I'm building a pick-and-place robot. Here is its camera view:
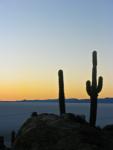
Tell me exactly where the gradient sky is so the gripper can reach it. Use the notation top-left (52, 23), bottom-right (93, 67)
top-left (0, 0), bottom-right (113, 100)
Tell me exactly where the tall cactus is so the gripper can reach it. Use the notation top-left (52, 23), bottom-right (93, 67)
top-left (11, 130), bottom-right (16, 147)
top-left (86, 51), bottom-right (103, 126)
top-left (58, 69), bottom-right (66, 115)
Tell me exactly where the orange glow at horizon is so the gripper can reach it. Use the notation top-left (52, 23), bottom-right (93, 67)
top-left (0, 79), bottom-right (112, 101)
top-left (0, 1), bottom-right (113, 101)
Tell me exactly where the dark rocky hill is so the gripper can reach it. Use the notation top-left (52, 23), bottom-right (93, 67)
top-left (12, 113), bottom-right (113, 150)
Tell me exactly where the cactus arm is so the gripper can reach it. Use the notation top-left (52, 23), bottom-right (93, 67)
top-left (97, 76), bottom-right (103, 93)
top-left (86, 80), bottom-right (92, 96)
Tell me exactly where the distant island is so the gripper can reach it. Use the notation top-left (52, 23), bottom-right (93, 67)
top-left (15, 98), bottom-right (113, 103)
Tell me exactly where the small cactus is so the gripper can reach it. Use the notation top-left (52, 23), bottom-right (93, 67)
top-left (0, 136), bottom-right (4, 148)
top-left (11, 130), bottom-right (16, 147)
top-left (58, 69), bottom-right (66, 115)
top-left (86, 51), bottom-right (103, 126)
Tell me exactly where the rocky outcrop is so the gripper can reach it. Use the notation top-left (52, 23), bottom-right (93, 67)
top-left (12, 113), bottom-right (113, 150)
top-left (0, 136), bottom-right (10, 150)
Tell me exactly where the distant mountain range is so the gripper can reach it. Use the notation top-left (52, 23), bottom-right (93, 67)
top-left (17, 98), bottom-right (113, 103)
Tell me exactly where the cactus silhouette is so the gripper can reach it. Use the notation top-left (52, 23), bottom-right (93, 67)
top-left (11, 130), bottom-right (16, 147)
top-left (86, 51), bottom-right (103, 126)
top-left (58, 69), bottom-right (66, 115)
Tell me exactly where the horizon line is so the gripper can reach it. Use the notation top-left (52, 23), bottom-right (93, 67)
top-left (0, 97), bottom-right (113, 102)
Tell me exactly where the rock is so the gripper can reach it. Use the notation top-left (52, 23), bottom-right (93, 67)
top-left (103, 124), bottom-right (113, 131)
top-left (31, 112), bottom-right (38, 117)
top-left (0, 136), bottom-right (10, 150)
top-left (61, 113), bottom-right (86, 123)
top-left (12, 113), bottom-right (113, 150)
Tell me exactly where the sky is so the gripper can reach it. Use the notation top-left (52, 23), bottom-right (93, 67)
top-left (0, 0), bottom-right (113, 100)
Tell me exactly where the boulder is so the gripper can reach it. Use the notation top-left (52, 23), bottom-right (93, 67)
top-left (12, 113), bottom-right (113, 150)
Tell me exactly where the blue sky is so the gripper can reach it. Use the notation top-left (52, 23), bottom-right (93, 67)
top-left (0, 0), bottom-right (113, 100)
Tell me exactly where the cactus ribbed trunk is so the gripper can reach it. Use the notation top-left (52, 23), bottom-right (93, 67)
top-left (58, 70), bottom-right (66, 116)
top-left (90, 97), bottom-right (97, 126)
top-left (86, 51), bottom-right (103, 127)
top-left (90, 52), bottom-right (97, 126)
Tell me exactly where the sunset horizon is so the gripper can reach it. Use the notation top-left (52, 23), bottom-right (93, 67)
top-left (0, 0), bottom-right (113, 100)
top-left (1, 1), bottom-right (113, 150)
